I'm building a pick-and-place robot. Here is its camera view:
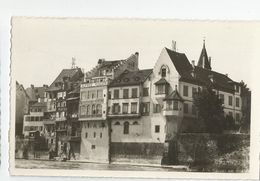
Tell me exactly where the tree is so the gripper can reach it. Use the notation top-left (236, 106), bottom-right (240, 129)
top-left (239, 81), bottom-right (251, 133)
top-left (193, 86), bottom-right (225, 133)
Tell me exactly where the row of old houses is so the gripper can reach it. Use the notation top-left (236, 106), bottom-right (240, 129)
top-left (16, 41), bottom-right (250, 164)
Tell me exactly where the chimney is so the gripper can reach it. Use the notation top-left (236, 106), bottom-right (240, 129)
top-left (209, 56), bottom-right (211, 67)
top-left (31, 84), bottom-right (34, 89)
top-left (172, 40), bottom-right (176, 51)
top-left (135, 52), bottom-right (139, 57)
top-left (226, 74), bottom-right (228, 77)
top-left (98, 58), bottom-right (105, 64)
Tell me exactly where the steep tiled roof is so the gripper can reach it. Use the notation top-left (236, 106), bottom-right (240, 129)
top-left (165, 48), bottom-right (193, 77)
top-left (197, 41), bottom-right (212, 70)
top-left (47, 68), bottom-right (82, 91)
top-left (109, 69), bottom-right (152, 87)
top-left (164, 90), bottom-right (184, 101)
top-left (26, 86), bottom-right (47, 101)
top-left (165, 47), bottom-right (236, 93)
top-left (99, 60), bottom-right (121, 69)
top-left (154, 78), bottom-right (169, 85)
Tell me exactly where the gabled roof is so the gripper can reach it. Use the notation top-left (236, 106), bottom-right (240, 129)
top-left (99, 60), bottom-right (121, 69)
top-left (109, 69), bottom-right (152, 87)
top-left (180, 66), bottom-right (235, 93)
top-left (164, 90), bottom-right (184, 101)
top-left (165, 46), bottom-right (237, 93)
top-left (47, 68), bottom-right (83, 92)
top-left (197, 40), bottom-right (211, 70)
top-left (154, 78), bottom-right (169, 85)
top-left (26, 86), bottom-right (47, 101)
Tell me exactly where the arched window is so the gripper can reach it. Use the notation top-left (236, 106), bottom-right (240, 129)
top-left (86, 105), bottom-right (90, 115)
top-left (133, 121), bottom-right (139, 125)
top-left (123, 122), bottom-right (129, 134)
top-left (114, 121), bottom-right (120, 125)
top-left (96, 104), bottom-right (102, 115)
top-left (92, 104), bottom-right (96, 115)
top-left (160, 65), bottom-right (169, 78)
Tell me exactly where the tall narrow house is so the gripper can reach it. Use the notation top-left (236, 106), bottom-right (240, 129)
top-left (45, 67), bottom-right (83, 157)
top-left (79, 53), bottom-right (139, 163)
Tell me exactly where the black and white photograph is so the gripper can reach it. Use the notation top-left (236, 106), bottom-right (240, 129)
top-left (9, 17), bottom-right (260, 179)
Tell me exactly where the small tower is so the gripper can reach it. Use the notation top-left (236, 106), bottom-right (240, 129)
top-left (197, 39), bottom-right (212, 70)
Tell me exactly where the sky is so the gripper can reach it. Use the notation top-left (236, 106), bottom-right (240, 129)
top-left (11, 18), bottom-right (260, 89)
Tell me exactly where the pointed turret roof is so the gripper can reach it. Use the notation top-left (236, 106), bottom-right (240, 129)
top-left (164, 89), bottom-right (184, 102)
top-left (197, 40), bottom-right (211, 70)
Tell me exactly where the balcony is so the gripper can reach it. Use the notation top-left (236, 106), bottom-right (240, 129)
top-left (108, 112), bottom-right (140, 118)
top-left (55, 117), bottom-right (67, 122)
top-left (81, 77), bottom-right (109, 88)
top-left (162, 109), bottom-right (180, 116)
top-left (79, 114), bottom-right (104, 121)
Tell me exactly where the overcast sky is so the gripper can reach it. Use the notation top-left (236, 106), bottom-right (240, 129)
top-left (11, 18), bottom-right (260, 88)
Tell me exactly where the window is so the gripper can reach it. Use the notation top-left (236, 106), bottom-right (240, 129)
top-left (229, 111), bottom-right (233, 118)
top-left (236, 97), bottom-right (240, 107)
top-left (173, 101), bottom-right (178, 110)
top-left (122, 103), bottom-right (129, 114)
top-left (143, 87), bottom-right (149, 97)
top-left (81, 92), bottom-right (87, 100)
top-left (87, 123), bottom-right (90, 128)
top-left (184, 103), bottom-right (188, 114)
top-left (219, 94), bottom-right (224, 104)
top-left (153, 104), bottom-right (162, 113)
top-left (133, 121), bottom-right (138, 125)
top-left (80, 106), bottom-right (86, 115)
top-left (157, 84), bottom-right (166, 94)
top-left (92, 105), bottom-right (96, 115)
top-left (166, 101), bottom-right (173, 110)
top-left (85, 132), bottom-right (88, 138)
top-left (236, 113), bottom-right (240, 121)
top-left (91, 91), bottom-right (96, 99)
top-left (108, 91), bottom-right (111, 99)
top-left (192, 105), bottom-right (196, 115)
top-left (131, 88), bottom-right (138, 98)
top-left (183, 85), bottom-right (189, 97)
top-left (228, 96), bottom-right (233, 106)
top-left (86, 105), bottom-right (90, 115)
top-left (123, 89), bottom-right (129, 99)
top-left (155, 125), bottom-right (160, 133)
top-left (91, 145), bottom-right (96, 149)
top-left (123, 122), bottom-right (129, 134)
top-left (114, 89), bottom-right (119, 99)
top-left (93, 132), bottom-right (96, 138)
top-left (161, 68), bottom-right (166, 77)
top-left (235, 85), bottom-right (240, 93)
top-left (97, 90), bottom-right (103, 99)
top-left (113, 103), bottom-right (120, 114)
top-left (192, 87), bottom-right (197, 98)
top-left (101, 122), bottom-right (105, 128)
top-left (100, 132), bottom-right (102, 138)
top-left (131, 102), bottom-right (138, 114)
top-left (142, 102), bottom-right (150, 115)
top-left (114, 121), bottom-right (120, 125)
top-left (96, 104), bottom-right (102, 115)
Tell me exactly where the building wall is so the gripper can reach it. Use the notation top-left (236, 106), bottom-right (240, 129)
top-left (80, 121), bottom-right (109, 162)
top-left (23, 113), bottom-right (44, 137)
top-left (16, 84), bottom-right (29, 136)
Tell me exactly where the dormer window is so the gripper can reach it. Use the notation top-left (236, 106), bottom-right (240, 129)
top-left (161, 68), bottom-right (167, 77)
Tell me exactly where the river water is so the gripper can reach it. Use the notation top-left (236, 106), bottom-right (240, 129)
top-left (15, 159), bottom-right (186, 172)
